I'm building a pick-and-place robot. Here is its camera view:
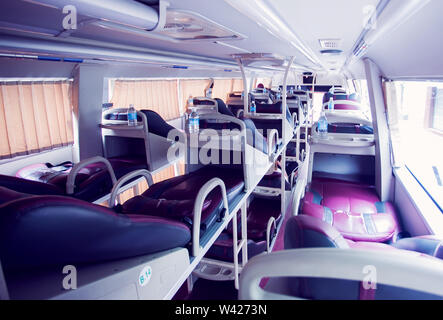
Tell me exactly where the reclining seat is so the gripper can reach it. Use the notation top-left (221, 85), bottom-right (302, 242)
top-left (283, 215), bottom-right (443, 300)
top-left (301, 177), bottom-right (399, 242)
top-left (0, 191), bottom-right (191, 270)
top-left (120, 166), bottom-right (245, 234)
top-left (4, 110), bottom-right (177, 202)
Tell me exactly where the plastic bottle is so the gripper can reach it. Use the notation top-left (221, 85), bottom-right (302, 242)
top-left (317, 111), bottom-right (328, 139)
top-left (127, 104), bottom-right (137, 126)
top-left (189, 108), bottom-right (199, 133)
top-left (328, 97), bottom-right (334, 110)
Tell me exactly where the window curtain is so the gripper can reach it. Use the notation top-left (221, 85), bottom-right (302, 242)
top-left (212, 79), bottom-right (234, 102)
top-left (110, 80), bottom-right (180, 120)
top-left (0, 80), bottom-right (74, 160)
top-left (231, 79), bottom-right (244, 92)
top-left (179, 79), bottom-right (211, 111)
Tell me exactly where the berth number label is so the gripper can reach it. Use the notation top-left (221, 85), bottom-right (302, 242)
top-left (138, 265), bottom-right (152, 287)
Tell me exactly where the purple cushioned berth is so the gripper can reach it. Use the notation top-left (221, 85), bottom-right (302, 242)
top-left (206, 172), bottom-right (285, 263)
top-left (283, 215), bottom-right (442, 300)
top-left (4, 156), bottom-right (148, 202)
top-left (121, 166), bottom-right (245, 233)
top-left (301, 177), bottom-right (399, 242)
top-left (0, 195), bottom-right (191, 270)
top-left (206, 197), bottom-right (282, 263)
top-left (4, 109), bottom-right (177, 202)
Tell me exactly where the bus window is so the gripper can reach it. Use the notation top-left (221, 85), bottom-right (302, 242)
top-left (386, 80), bottom-right (443, 212)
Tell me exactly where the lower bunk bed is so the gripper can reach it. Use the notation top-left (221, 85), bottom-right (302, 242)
top-left (0, 166), bottom-right (247, 300)
top-left (300, 176), bottom-right (400, 243)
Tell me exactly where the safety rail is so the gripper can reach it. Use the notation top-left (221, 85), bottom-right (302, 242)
top-left (267, 129), bottom-right (280, 162)
top-left (239, 248), bottom-right (443, 300)
top-left (192, 178), bottom-right (230, 257)
top-left (109, 169), bottom-right (154, 207)
top-left (266, 217), bottom-right (277, 253)
top-left (66, 156), bottom-right (117, 195)
top-left (291, 177), bottom-right (306, 216)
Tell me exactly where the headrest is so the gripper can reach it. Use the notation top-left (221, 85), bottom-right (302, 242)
top-left (284, 215), bottom-right (350, 250)
top-left (139, 109), bottom-right (176, 139)
top-left (215, 98), bottom-right (235, 117)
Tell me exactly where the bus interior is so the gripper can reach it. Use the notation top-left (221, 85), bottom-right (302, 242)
top-left (0, 0), bottom-right (442, 301)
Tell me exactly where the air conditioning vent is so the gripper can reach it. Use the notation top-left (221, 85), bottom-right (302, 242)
top-left (319, 39), bottom-right (343, 50)
top-left (156, 10), bottom-right (245, 42)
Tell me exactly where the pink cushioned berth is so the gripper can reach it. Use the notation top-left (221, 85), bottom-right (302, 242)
top-left (301, 177), bottom-right (399, 242)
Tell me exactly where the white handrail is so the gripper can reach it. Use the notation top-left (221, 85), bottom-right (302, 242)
top-left (289, 168), bottom-right (299, 189)
top-left (291, 112), bottom-right (298, 128)
top-left (192, 178), bottom-right (229, 256)
top-left (239, 248), bottom-right (443, 300)
top-left (66, 156), bottom-right (117, 195)
top-left (291, 178), bottom-right (306, 217)
top-left (267, 129), bottom-right (279, 161)
top-left (236, 109), bottom-right (244, 118)
top-left (266, 217), bottom-right (277, 253)
top-left (109, 169), bottom-right (153, 207)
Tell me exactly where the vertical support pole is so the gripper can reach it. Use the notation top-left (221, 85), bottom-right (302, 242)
top-left (232, 209), bottom-right (239, 289)
top-left (281, 56), bottom-right (295, 216)
top-left (0, 260), bottom-right (9, 300)
top-left (364, 58), bottom-right (393, 201)
top-left (241, 200), bottom-right (248, 267)
top-left (173, 162), bottom-right (179, 177)
top-left (236, 58), bottom-right (249, 116)
top-left (187, 274), bottom-right (194, 293)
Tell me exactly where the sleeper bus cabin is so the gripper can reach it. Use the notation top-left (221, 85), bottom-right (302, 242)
top-left (0, 0), bottom-right (442, 301)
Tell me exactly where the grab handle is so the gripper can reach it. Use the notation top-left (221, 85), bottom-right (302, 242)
top-left (192, 178), bottom-right (229, 257)
top-left (66, 156), bottom-right (117, 195)
top-left (109, 169), bottom-right (153, 207)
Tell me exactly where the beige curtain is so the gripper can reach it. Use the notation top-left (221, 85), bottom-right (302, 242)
top-left (0, 81), bottom-right (74, 160)
top-left (212, 79), bottom-right (246, 103)
top-left (179, 79), bottom-right (211, 111)
top-left (232, 79), bottom-right (244, 92)
top-left (111, 80), bottom-right (180, 120)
